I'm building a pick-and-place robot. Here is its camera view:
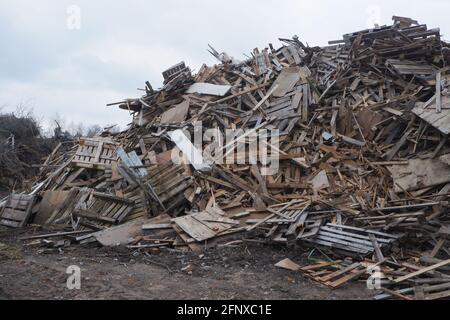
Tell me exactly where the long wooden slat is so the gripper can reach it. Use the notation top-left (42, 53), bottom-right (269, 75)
top-left (394, 259), bottom-right (450, 283)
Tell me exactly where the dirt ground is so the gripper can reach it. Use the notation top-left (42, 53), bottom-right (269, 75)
top-left (0, 226), bottom-right (374, 300)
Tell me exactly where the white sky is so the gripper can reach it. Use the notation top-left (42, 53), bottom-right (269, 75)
top-left (1, 0), bottom-right (450, 130)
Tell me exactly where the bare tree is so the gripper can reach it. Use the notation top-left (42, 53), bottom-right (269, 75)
top-left (85, 124), bottom-right (102, 137)
top-left (104, 124), bottom-right (121, 134)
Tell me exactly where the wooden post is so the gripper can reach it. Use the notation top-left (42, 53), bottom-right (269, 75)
top-left (436, 71), bottom-right (442, 114)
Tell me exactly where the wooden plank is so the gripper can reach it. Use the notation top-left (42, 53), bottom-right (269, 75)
top-left (302, 84), bottom-right (309, 122)
top-left (314, 233), bottom-right (374, 252)
top-left (19, 230), bottom-right (92, 240)
top-left (426, 290), bottom-right (450, 300)
top-left (327, 267), bottom-right (366, 288)
top-left (319, 263), bottom-right (360, 282)
top-left (370, 234), bottom-right (385, 262)
top-left (320, 226), bottom-right (394, 244)
top-left (275, 258), bottom-right (301, 271)
top-left (301, 261), bottom-right (340, 271)
top-left (394, 259), bottom-right (450, 283)
top-left (385, 128), bottom-right (414, 161)
top-left (326, 224), bottom-right (398, 239)
top-left (142, 224), bottom-right (172, 230)
top-left (436, 71), bottom-right (442, 114)
top-left (171, 215), bottom-right (217, 242)
top-left (0, 219), bottom-right (21, 228)
top-left (0, 208), bottom-right (29, 222)
top-left (73, 210), bottom-right (117, 224)
top-left (430, 239), bottom-right (446, 258)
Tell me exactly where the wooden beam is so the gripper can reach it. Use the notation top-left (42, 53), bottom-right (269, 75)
top-left (394, 259), bottom-right (450, 283)
top-left (436, 71), bottom-right (442, 114)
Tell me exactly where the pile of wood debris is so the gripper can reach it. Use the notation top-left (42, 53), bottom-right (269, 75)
top-left (2, 16), bottom-right (450, 300)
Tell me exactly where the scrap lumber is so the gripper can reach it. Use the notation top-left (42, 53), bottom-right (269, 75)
top-left (4, 15), bottom-right (450, 300)
top-left (275, 258), bottom-right (301, 271)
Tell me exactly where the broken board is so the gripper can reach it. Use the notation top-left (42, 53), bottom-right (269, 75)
top-left (171, 207), bottom-right (238, 242)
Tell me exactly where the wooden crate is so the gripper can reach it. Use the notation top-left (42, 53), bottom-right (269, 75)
top-left (0, 194), bottom-right (35, 228)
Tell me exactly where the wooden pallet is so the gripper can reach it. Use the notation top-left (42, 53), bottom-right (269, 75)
top-left (46, 189), bottom-right (134, 229)
top-left (72, 137), bottom-right (118, 169)
top-left (304, 223), bottom-right (400, 256)
top-left (0, 194), bottom-right (35, 228)
top-left (146, 162), bottom-right (193, 215)
top-left (73, 192), bottom-right (135, 230)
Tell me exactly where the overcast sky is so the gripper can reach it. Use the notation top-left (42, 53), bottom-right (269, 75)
top-left (1, 0), bottom-right (450, 130)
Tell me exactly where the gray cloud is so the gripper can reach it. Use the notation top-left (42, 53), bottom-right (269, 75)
top-left (1, 0), bottom-right (450, 129)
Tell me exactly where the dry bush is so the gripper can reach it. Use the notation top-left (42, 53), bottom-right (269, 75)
top-left (0, 110), bottom-right (57, 192)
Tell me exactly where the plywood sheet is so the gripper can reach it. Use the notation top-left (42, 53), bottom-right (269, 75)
top-left (35, 191), bottom-right (70, 225)
top-left (413, 97), bottom-right (450, 135)
top-left (172, 215), bottom-right (217, 242)
top-left (270, 67), bottom-right (301, 97)
top-left (160, 100), bottom-right (190, 124)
